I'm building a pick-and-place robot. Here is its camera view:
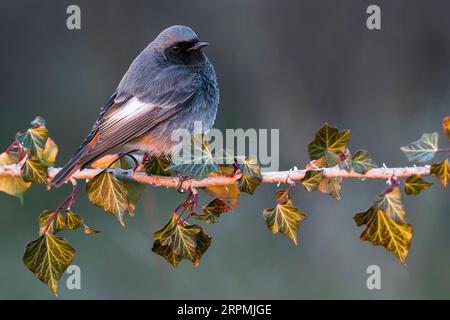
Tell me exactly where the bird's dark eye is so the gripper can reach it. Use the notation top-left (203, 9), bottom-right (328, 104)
top-left (172, 45), bottom-right (181, 53)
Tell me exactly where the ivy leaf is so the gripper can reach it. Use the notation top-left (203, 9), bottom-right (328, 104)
top-left (307, 123), bottom-right (350, 160)
top-left (204, 183), bottom-right (240, 208)
top-left (65, 210), bottom-right (100, 234)
top-left (204, 165), bottom-right (240, 208)
top-left (353, 206), bottom-right (375, 227)
top-left (21, 159), bottom-right (48, 184)
top-left (263, 192), bottom-right (306, 245)
top-left (238, 157), bottom-right (262, 194)
top-left (317, 177), bottom-right (342, 200)
top-left (400, 132), bottom-right (439, 163)
top-left (145, 155), bottom-right (172, 176)
top-left (324, 150), bottom-right (341, 167)
top-left (374, 187), bottom-right (406, 223)
top-left (23, 233), bottom-right (75, 296)
top-left (301, 170), bottom-right (323, 192)
top-left (404, 175), bottom-right (433, 195)
top-left (168, 134), bottom-right (218, 179)
top-left (192, 198), bottom-right (232, 223)
top-left (0, 152), bottom-right (31, 201)
top-left (431, 158), bottom-right (450, 187)
top-left (90, 154), bottom-right (146, 215)
top-left (238, 174), bottom-right (261, 195)
top-left (359, 209), bottom-right (413, 264)
top-left (42, 138), bottom-right (58, 166)
top-left (348, 150), bottom-right (377, 174)
top-left (152, 213), bottom-right (211, 267)
top-left (38, 209), bottom-right (65, 235)
top-left (86, 170), bottom-right (128, 226)
top-left (193, 227), bottom-right (212, 267)
top-left (16, 120), bottom-right (49, 160)
top-left (442, 116), bottom-right (450, 140)
top-left (239, 157), bottom-right (262, 179)
top-left (152, 240), bottom-right (182, 268)
top-left (123, 181), bottom-right (146, 216)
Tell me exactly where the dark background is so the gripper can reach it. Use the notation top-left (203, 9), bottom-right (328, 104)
top-left (0, 0), bottom-right (449, 299)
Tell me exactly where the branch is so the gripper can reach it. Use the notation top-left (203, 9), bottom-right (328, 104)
top-left (0, 164), bottom-right (431, 189)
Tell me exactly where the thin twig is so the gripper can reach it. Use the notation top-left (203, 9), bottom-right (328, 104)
top-left (0, 164), bottom-right (432, 189)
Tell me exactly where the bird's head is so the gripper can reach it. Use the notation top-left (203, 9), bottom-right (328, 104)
top-left (151, 25), bottom-right (210, 65)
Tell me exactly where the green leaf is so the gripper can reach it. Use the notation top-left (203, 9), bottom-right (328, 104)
top-left (263, 197), bottom-right (305, 245)
top-left (307, 123), bottom-right (350, 160)
top-left (400, 132), bottom-right (439, 163)
top-left (431, 158), bottom-right (450, 187)
top-left (0, 152), bottom-right (31, 201)
top-left (21, 159), bottom-right (48, 184)
top-left (65, 210), bottom-right (84, 230)
top-left (238, 157), bottom-right (262, 194)
top-left (404, 175), bottom-right (433, 195)
top-left (192, 198), bottom-right (232, 223)
top-left (38, 209), bottom-right (65, 235)
top-left (169, 134), bottom-right (218, 179)
top-left (317, 177), bottom-right (342, 200)
top-left (374, 187), bottom-right (406, 223)
top-left (16, 123), bottom-right (48, 160)
top-left (193, 227), bottom-right (212, 267)
top-left (86, 170), bottom-right (128, 226)
top-left (442, 116), bottom-right (450, 140)
top-left (145, 155), bottom-right (172, 176)
top-left (152, 240), bottom-right (182, 268)
top-left (238, 174), bottom-right (261, 195)
top-left (65, 210), bottom-right (100, 234)
top-left (152, 213), bottom-right (211, 267)
top-left (23, 233), bottom-right (75, 296)
top-left (301, 170), bottom-right (323, 192)
top-left (42, 138), bottom-right (58, 166)
top-left (359, 209), bottom-right (413, 264)
top-left (123, 181), bottom-right (146, 216)
top-left (239, 157), bottom-right (262, 179)
top-left (353, 206), bottom-right (375, 227)
top-left (348, 150), bottom-right (377, 174)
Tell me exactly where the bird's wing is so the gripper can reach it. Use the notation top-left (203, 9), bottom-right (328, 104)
top-left (51, 66), bottom-right (199, 186)
top-left (78, 94), bottom-right (193, 163)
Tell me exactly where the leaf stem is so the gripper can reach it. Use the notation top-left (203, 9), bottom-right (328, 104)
top-left (43, 180), bottom-right (78, 233)
top-left (107, 149), bottom-right (139, 169)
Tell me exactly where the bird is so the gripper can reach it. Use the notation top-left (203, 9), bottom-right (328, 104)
top-left (51, 25), bottom-right (219, 187)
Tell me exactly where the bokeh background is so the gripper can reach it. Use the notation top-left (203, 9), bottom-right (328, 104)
top-left (1, 0), bottom-right (449, 299)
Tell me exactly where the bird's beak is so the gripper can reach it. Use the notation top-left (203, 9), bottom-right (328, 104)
top-left (187, 41), bottom-right (210, 52)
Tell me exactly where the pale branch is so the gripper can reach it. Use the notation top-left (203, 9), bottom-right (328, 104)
top-left (0, 164), bottom-right (431, 189)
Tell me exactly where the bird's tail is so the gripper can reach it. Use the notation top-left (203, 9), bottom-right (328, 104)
top-left (50, 155), bottom-right (84, 188)
top-left (50, 136), bottom-right (98, 187)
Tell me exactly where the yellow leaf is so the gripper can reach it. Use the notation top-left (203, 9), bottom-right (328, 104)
top-left (85, 170), bottom-right (128, 226)
top-left (0, 152), bottom-right (31, 201)
top-left (404, 175), bottom-right (432, 195)
top-left (23, 233), bottom-right (75, 296)
top-left (21, 159), bottom-right (48, 184)
top-left (431, 158), bottom-right (450, 187)
top-left (42, 137), bottom-right (59, 166)
top-left (360, 209), bottom-right (413, 263)
top-left (263, 200), bottom-right (306, 245)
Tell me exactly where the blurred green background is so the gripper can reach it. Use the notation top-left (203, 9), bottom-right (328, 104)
top-left (1, 0), bottom-right (449, 299)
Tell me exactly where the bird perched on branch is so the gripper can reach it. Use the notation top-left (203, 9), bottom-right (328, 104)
top-left (51, 25), bottom-right (219, 187)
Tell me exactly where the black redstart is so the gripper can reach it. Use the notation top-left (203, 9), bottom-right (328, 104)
top-left (51, 25), bottom-right (219, 187)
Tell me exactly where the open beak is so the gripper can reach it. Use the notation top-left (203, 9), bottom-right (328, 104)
top-left (187, 41), bottom-right (210, 52)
